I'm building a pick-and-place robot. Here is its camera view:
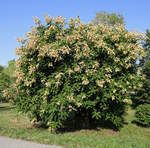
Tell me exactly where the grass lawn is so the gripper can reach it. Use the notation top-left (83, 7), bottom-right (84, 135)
top-left (0, 103), bottom-right (150, 148)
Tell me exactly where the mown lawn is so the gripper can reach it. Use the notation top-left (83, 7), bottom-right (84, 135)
top-left (0, 103), bottom-right (150, 148)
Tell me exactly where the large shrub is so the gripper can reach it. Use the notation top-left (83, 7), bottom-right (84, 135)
top-left (135, 104), bottom-right (150, 127)
top-left (15, 16), bottom-right (145, 130)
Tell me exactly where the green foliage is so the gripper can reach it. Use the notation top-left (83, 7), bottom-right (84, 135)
top-left (15, 16), bottom-right (144, 130)
top-left (93, 11), bottom-right (125, 26)
top-left (133, 30), bottom-right (150, 107)
top-left (0, 60), bottom-right (16, 103)
top-left (135, 104), bottom-right (150, 127)
top-left (141, 29), bottom-right (150, 66)
top-left (0, 66), bottom-right (4, 72)
top-left (0, 70), bottom-right (10, 102)
top-left (143, 60), bottom-right (150, 79)
top-left (134, 79), bottom-right (150, 106)
top-left (133, 60), bottom-right (150, 106)
top-left (3, 83), bottom-right (17, 104)
top-left (3, 59), bottom-right (16, 78)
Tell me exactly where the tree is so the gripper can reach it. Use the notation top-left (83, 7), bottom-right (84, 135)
top-left (0, 71), bottom-right (10, 102)
top-left (139, 30), bottom-right (150, 67)
top-left (93, 11), bottom-right (125, 26)
top-left (15, 16), bottom-right (144, 130)
top-left (3, 59), bottom-right (16, 78)
top-left (133, 30), bottom-right (150, 106)
top-left (0, 65), bottom-right (4, 72)
top-left (2, 60), bottom-right (16, 103)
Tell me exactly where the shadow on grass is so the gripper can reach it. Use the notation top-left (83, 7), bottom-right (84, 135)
top-left (0, 104), bottom-right (15, 112)
top-left (131, 120), bottom-right (150, 128)
top-left (32, 117), bottom-right (122, 134)
top-left (33, 111), bottom-right (127, 134)
top-left (57, 125), bottom-right (116, 134)
top-left (54, 119), bottom-right (124, 134)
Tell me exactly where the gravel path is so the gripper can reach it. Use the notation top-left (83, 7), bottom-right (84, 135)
top-left (0, 136), bottom-right (62, 148)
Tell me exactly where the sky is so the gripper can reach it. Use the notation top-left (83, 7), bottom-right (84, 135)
top-left (0, 0), bottom-right (150, 66)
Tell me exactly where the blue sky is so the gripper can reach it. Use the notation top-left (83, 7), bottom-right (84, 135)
top-left (0, 0), bottom-right (150, 66)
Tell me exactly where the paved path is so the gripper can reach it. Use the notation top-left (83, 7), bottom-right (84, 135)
top-left (0, 136), bottom-right (62, 148)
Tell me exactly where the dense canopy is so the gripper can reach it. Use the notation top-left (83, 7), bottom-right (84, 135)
top-left (15, 16), bottom-right (145, 130)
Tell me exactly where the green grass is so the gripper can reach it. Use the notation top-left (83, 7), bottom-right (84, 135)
top-left (0, 103), bottom-right (150, 148)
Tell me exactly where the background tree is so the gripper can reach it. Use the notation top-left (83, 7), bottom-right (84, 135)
top-left (3, 59), bottom-right (16, 78)
top-left (4, 59), bottom-right (16, 87)
top-left (93, 11), bottom-right (125, 26)
top-left (2, 60), bottom-right (16, 103)
top-left (0, 65), bottom-right (4, 72)
top-left (133, 30), bottom-right (150, 106)
top-left (0, 65), bottom-right (10, 102)
top-left (139, 30), bottom-right (150, 67)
